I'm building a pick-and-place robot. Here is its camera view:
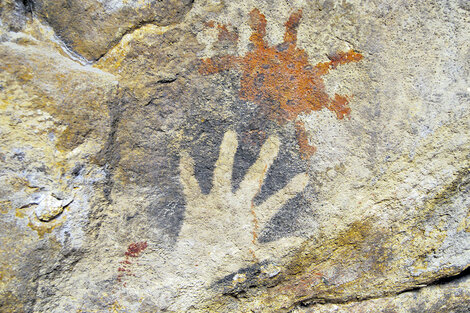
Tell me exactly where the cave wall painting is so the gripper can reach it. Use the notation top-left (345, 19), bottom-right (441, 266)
top-left (199, 8), bottom-right (363, 159)
top-left (172, 7), bottom-right (363, 283)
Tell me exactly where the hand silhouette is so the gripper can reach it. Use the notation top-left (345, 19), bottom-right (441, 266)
top-left (178, 130), bottom-right (308, 278)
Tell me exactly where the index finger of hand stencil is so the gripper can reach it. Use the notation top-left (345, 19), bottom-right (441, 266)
top-left (236, 135), bottom-right (280, 201)
top-left (179, 151), bottom-right (202, 201)
top-left (212, 130), bottom-right (238, 193)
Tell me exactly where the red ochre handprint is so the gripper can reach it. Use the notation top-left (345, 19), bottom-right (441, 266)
top-left (199, 8), bottom-right (363, 159)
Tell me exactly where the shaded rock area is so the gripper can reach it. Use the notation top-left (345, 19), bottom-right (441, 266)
top-left (33, 0), bottom-right (194, 61)
top-left (0, 0), bottom-right (469, 312)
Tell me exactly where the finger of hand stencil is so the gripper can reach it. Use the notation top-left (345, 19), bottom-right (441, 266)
top-left (236, 136), bottom-right (280, 200)
top-left (179, 151), bottom-right (202, 201)
top-left (283, 10), bottom-right (302, 45)
top-left (256, 173), bottom-right (309, 229)
top-left (212, 130), bottom-right (238, 192)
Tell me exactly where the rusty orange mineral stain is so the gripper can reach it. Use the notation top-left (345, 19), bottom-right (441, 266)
top-left (205, 20), bottom-right (239, 42)
top-left (217, 24), bottom-right (239, 42)
top-left (295, 120), bottom-right (317, 160)
top-left (199, 9), bottom-right (363, 159)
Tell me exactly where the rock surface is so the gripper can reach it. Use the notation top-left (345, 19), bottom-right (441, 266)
top-left (1, 0), bottom-right (469, 312)
top-left (33, 0), bottom-right (194, 61)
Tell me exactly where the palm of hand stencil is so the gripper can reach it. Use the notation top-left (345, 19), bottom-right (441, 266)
top-left (178, 130), bottom-right (308, 278)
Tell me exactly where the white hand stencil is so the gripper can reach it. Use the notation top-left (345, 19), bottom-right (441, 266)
top-left (177, 130), bottom-right (308, 278)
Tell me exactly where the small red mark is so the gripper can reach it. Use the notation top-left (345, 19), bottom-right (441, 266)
top-left (295, 120), bottom-right (317, 159)
top-left (117, 241), bottom-right (148, 285)
top-left (124, 241), bottom-right (148, 258)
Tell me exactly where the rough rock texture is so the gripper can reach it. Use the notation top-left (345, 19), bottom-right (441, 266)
top-left (33, 0), bottom-right (194, 61)
top-left (1, 0), bottom-right (469, 312)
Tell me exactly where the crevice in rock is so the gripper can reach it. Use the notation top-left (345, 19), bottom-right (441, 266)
top-left (93, 21), bottom-right (174, 63)
top-left (94, 0), bottom-right (195, 63)
top-left (156, 75), bottom-right (179, 84)
top-left (51, 33), bottom-right (92, 66)
top-left (290, 265), bottom-right (470, 310)
top-left (427, 265), bottom-right (470, 286)
top-left (30, 1), bottom-right (195, 64)
top-left (22, 0), bottom-right (34, 14)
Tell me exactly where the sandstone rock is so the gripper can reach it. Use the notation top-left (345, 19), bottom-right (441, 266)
top-left (0, 21), bottom-right (118, 311)
top-left (1, 0), bottom-right (470, 312)
top-left (33, 0), bottom-right (194, 60)
top-left (34, 194), bottom-right (73, 222)
top-left (293, 270), bottom-right (470, 312)
top-left (0, 0), bottom-right (30, 33)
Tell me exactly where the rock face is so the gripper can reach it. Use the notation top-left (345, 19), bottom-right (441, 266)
top-left (1, 0), bottom-right (469, 312)
top-left (33, 0), bottom-right (194, 61)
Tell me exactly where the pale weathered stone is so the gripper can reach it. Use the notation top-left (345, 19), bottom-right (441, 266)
top-left (1, 0), bottom-right (469, 312)
top-left (0, 18), bottom-right (119, 310)
top-left (34, 194), bottom-right (72, 222)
